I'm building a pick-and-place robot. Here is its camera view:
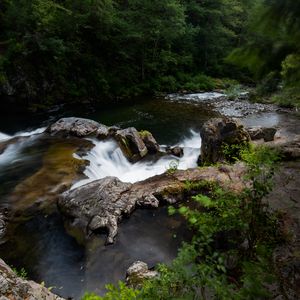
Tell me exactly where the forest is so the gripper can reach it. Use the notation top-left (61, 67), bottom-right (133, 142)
top-left (0, 1), bottom-right (299, 300)
top-left (0, 0), bottom-right (299, 110)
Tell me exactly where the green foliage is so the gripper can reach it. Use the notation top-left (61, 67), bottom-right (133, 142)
top-left (0, 0), bottom-right (252, 110)
top-left (82, 282), bottom-right (140, 300)
top-left (222, 141), bottom-right (250, 163)
top-left (12, 266), bottom-right (28, 279)
top-left (228, 0), bottom-right (300, 104)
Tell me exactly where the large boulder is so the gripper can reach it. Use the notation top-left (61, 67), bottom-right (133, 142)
top-left (46, 117), bottom-right (109, 138)
top-left (139, 131), bottom-right (160, 153)
top-left (0, 258), bottom-right (64, 300)
top-left (199, 118), bottom-right (250, 165)
top-left (247, 126), bottom-right (277, 142)
top-left (166, 146), bottom-right (184, 158)
top-left (58, 163), bottom-right (247, 244)
top-left (115, 127), bottom-right (148, 162)
top-left (58, 176), bottom-right (159, 244)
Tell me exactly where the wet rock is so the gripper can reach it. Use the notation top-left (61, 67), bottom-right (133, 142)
top-left (0, 258), bottom-right (64, 300)
top-left (247, 126), bottom-right (277, 142)
top-left (9, 138), bottom-right (91, 214)
top-left (126, 261), bottom-right (158, 287)
top-left (0, 212), bottom-right (7, 240)
top-left (166, 146), bottom-right (184, 157)
top-left (58, 163), bottom-right (248, 244)
top-left (59, 177), bottom-right (133, 245)
top-left (115, 127), bottom-right (148, 162)
top-left (199, 118), bottom-right (250, 165)
top-left (139, 130), bottom-right (159, 153)
top-left (46, 117), bottom-right (109, 138)
top-left (107, 126), bottom-right (121, 137)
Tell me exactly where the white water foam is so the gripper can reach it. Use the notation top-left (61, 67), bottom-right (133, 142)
top-left (167, 92), bottom-right (224, 102)
top-left (0, 127), bottom-right (46, 166)
top-left (0, 132), bottom-right (11, 141)
top-left (72, 130), bottom-right (201, 188)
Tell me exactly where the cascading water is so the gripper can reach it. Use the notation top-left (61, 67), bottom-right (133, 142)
top-left (0, 132), bottom-right (10, 141)
top-left (0, 127), bottom-right (46, 166)
top-left (72, 130), bottom-right (201, 188)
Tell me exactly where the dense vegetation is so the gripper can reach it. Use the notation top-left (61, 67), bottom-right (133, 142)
top-left (1, 0), bottom-right (299, 110)
top-left (228, 0), bottom-right (300, 106)
top-left (82, 145), bottom-right (285, 299)
top-left (0, 0), bottom-right (255, 110)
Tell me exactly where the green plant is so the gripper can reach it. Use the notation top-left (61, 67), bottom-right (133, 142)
top-left (222, 141), bottom-right (250, 163)
top-left (82, 282), bottom-right (140, 300)
top-left (166, 160), bottom-right (179, 175)
top-left (12, 266), bottom-right (27, 279)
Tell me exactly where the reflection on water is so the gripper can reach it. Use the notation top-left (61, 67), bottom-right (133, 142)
top-left (1, 207), bottom-right (190, 299)
top-left (241, 112), bottom-right (280, 128)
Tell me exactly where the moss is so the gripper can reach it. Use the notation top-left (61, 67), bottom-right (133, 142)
top-left (139, 130), bottom-right (152, 139)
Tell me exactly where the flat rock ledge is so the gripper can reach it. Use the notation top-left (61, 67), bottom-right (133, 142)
top-left (0, 258), bottom-right (64, 300)
top-left (58, 163), bottom-right (248, 244)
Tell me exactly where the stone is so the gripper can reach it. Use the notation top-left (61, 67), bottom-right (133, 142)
top-left (199, 117), bottom-right (250, 165)
top-left (139, 131), bottom-right (160, 153)
top-left (58, 177), bottom-right (133, 244)
top-left (46, 117), bottom-right (109, 138)
top-left (126, 261), bottom-right (158, 287)
top-left (115, 127), bottom-right (148, 162)
top-left (166, 146), bottom-right (184, 157)
top-left (247, 126), bottom-right (277, 142)
top-left (0, 212), bottom-right (7, 240)
top-left (58, 163), bottom-right (248, 244)
top-left (0, 258), bottom-right (64, 300)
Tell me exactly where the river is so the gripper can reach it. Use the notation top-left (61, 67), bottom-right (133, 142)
top-left (0, 92), bottom-right (297, 299)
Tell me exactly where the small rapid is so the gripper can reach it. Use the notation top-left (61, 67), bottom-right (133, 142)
top-left (72, 130), bottom-right (201, 188)
top-left (0, 127), bottom-right (46, 166)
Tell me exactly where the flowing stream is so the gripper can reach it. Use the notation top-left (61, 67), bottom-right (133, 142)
top-left (72, 130), bottom-right (201, 189)
top-left (0, 92), bottom-right (295, 299)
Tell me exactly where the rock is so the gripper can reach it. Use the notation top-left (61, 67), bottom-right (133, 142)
top-left (277, 140), bottom-right (300, 160)
top-left (46, 117), bottom-right (109, 138)
top-left (126, 261), bottom-right (158, 287)
top-left (247, 126), bottom-right (277, 142)
top-left (107, 126), bottom-right (121, 137)
top-left (199, 117), bottom-right (250, 165)
top-left (263, 161), bottom-right (300, 299)
top-left (139, 131), bottom-right (159, 153)
top-left (166, 146), bottom-right (184, 157)
top-left (58, 163), bottom-right (248, 244)
top-left (0, 212), bottom-right (7, 240)
top-left (115, 127), bottom-right (148, 162)
top-left (58, 177), bottom-right (133, 244)
top-left (0, 258), bottom-right (64, 300)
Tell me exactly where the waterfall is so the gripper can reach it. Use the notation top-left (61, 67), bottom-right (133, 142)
top-left (72, 130), bottom-right (201, 188)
